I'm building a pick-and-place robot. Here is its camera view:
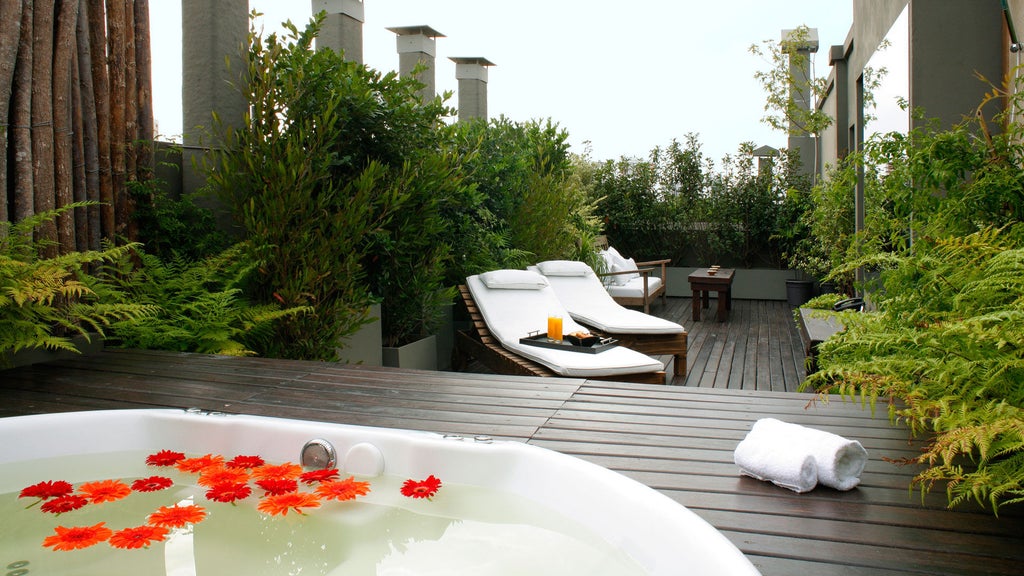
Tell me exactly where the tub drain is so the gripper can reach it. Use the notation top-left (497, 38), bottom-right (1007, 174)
top-left (300, 438), bottom-right (337, 469)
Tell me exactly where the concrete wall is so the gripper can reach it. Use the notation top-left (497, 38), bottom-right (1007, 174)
top-left (819, 0), bottom-right (1009, 176)
top-left (909, 1), bottom-right (1003, 128)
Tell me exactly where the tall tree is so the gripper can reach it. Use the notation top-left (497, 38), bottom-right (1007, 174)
top-left (76, 0), bottom-right (102, 249)
top-left (133, 0), bottom-right (153, 181)
top-left (11, 0), bottom-right (33, 222)
top-left (52, 0), bottom-right (80, 252)
top-left (30, 0), bottom-right (55, 253)
top-left (0, 0), bottom-right (24, 228)
top-left (105, 0), bottom-right (127, 234)
top-left (88, 0), bottom-right (112, 238)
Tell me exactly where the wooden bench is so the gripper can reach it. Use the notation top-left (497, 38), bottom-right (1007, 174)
top-left (796, 307), bottom-right (844, 372)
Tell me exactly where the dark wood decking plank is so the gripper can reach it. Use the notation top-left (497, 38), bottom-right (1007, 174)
top-left (2, 347), bottom-right (1022, 575)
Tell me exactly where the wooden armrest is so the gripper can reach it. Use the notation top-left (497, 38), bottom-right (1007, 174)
top-left (597, 267), bottom-right (655, 277)
top-left (635, 258), bottom-right (671, 267)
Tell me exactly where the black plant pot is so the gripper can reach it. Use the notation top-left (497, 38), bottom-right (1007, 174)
top-left (786, 279), bottom-right (814, 307)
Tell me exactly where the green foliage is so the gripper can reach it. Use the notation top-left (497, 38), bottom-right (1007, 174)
top-left (128, 176), bottom-right (231, 262)
top-left (590, 135), bottom-right (807, 268)
top-left (592, 135), bottom-right (708, 263)
top-left (206, 12), bottom-right (467, 355)
top-left (799, 77), bottom-right (1024, 514)
top-left (446, 116), bottom-right (602, 276)
top-left (807, 227), bottom-right (1024, 512)
top-left (0, 205), bottom-right (156, 365)
top-left (104, 245), bottom-right (309, 356)
top-left (749, 25), bottom-right (833, 138)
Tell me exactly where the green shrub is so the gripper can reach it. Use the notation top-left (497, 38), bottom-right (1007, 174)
top-left (0, 205), bottom-right (154, 365)
top-left (206, 12), bottom-right (465, 356)
top-left (104, 245), bottom-right (309, 356)
top-left (806, 83), bottom-right (1024, 513)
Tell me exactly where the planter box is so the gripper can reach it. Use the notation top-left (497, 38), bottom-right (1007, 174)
top-left (2, 333), bottom-right (104, 369)
top-left (382, 334), bottom-right (438, 371)
top-left (667, 267), bottom-right (799, 301)
top-left (335, 303), bottom-right (382, 366)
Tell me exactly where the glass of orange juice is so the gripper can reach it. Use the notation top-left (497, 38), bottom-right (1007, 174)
top-left (547, 315), bottom-right (563, 342)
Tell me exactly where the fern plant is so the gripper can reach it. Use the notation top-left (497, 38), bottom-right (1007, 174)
top-left (1, 205), bottom-right (155, 366)
top-left (806, 226), bottom-right (1024, 513)
top-left (103, 244), bottom-right (310, 357)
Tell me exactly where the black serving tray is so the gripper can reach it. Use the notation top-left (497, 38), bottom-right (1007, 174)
top-left (519, 332), bottom-right (618, 354)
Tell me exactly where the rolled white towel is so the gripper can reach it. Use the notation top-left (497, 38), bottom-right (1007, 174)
top-left (738, 418), bottom-right (869, 491)
top-left (733, 432), bottom-right (818, 493)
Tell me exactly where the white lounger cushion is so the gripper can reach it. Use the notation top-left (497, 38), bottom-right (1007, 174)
top-left (605, 276), bottom-right (663, 299)
top-left (466, 272), bottom-right (664, 378)
top-left (531, 261), bottom-right (683, 335)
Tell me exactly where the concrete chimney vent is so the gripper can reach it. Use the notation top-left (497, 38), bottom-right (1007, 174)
top-left (450, 57), bottom-right (495, 121)
top-left (387, 25), bottom-right (446, 101)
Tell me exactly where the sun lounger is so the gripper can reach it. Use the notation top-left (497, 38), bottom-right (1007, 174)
top-left (531, 260), bottom-right (688, 377)
top-left (457, 270), bottom-right (666, 384)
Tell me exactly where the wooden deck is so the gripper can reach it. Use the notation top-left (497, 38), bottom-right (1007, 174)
top-left (2, 346), bottom-right (1021, 575)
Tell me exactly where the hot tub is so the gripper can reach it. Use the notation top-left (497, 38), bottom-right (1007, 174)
top-left (0, 409), bottom-right (760, 575)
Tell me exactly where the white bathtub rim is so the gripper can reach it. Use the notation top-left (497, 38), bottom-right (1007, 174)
top-left (0, 409), bottom-right (760, 576)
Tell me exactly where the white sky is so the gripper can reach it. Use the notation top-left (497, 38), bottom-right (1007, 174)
top-left (150, 1), bottom-right (856, 164)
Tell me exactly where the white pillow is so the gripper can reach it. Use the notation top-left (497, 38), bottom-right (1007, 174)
top-left (612, 260), bottom-right (642, 286)
top-left (479, 269), bottom-right (549, 290)
top-left (536, 260), bottom-right (591, 277)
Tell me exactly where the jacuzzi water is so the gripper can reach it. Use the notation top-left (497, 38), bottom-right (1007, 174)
top-left (0, 409), bottom-right (762, 575)
top-left (2, 452), bottom-right (644, 575)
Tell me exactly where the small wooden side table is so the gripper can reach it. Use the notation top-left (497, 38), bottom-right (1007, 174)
top-left (688, 268), bottom-right (735, 322)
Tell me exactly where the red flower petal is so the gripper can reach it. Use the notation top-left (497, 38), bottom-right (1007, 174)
top-left (205, 482), bottom-right (252, 503)
top-left (252, 462), bottom-right (303, 481)
top-left (20, 480), bottom-right (74, 500)
top-left (197, 466), bottom-right (249, 488)
top-left (299, 468), bottom-right (340, 485)
top-left (226, 455), bottom-right (265, 469)
top-left (257, 492), bottom-right (321, 516)
top-left (78, 479), bottom-right (132, 504)
top-left (147, 504), bottom-right (207, 529)
top-left (42, 522), bottom-right (113, 551)
top-left (40, 494), bottom-right (89, 514)
top-left (315, 477), bottom-right (371, 502)
top-left (400, 475), bottom-right (442, 500)
top-left (145, 450), bottom-right (186, 467)
top-left (175, 454), bottom-right (224, 474)
top-left (109, 525), bottom-right (169, 550)
top-left (131, 476), bottom-right (174, 493)
top-left (256, 478), bottom-right (298, 496)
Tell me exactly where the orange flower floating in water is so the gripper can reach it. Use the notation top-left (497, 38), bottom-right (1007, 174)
top-left (20, 480), bottom-right (74, 501)
top-left (78, 479), bottom-right (132, 504)
top-left (400, 475), bottom-right (442, 500)
top-left (226, 455), bottom-right (265, 469)
top-left (42, 522), bottom-right (113, 551)
top-left (147, 504), bottom-right (207, 529)
top-left (175, 454), bottom-right (224, 474)
top-left (315, 477), bottom-right (371, 502)
top-left (256, 478), bottom-right (298, 496)
top-left (109, 525), bottom-right (169, 550)
top-left (131, 476), bottom-right (173, 493)
top-left (145, 450), bottom-right (185, 467)
top-left (40, 494), bottom-right (89, 515)
top-left (252, 462), bottom-right (303, 481)
top-left (197, 466), bottom-right (249, 488)
top-left (205, 482), bottom-right (252, 504)
top-left (299, 468), bottom-right (340, 485)
top-left (257, 491), bottom-right (322, 516)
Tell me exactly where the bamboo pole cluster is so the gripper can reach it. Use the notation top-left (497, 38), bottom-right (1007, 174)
top-left (0, 0), bottom-right (153, 254)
